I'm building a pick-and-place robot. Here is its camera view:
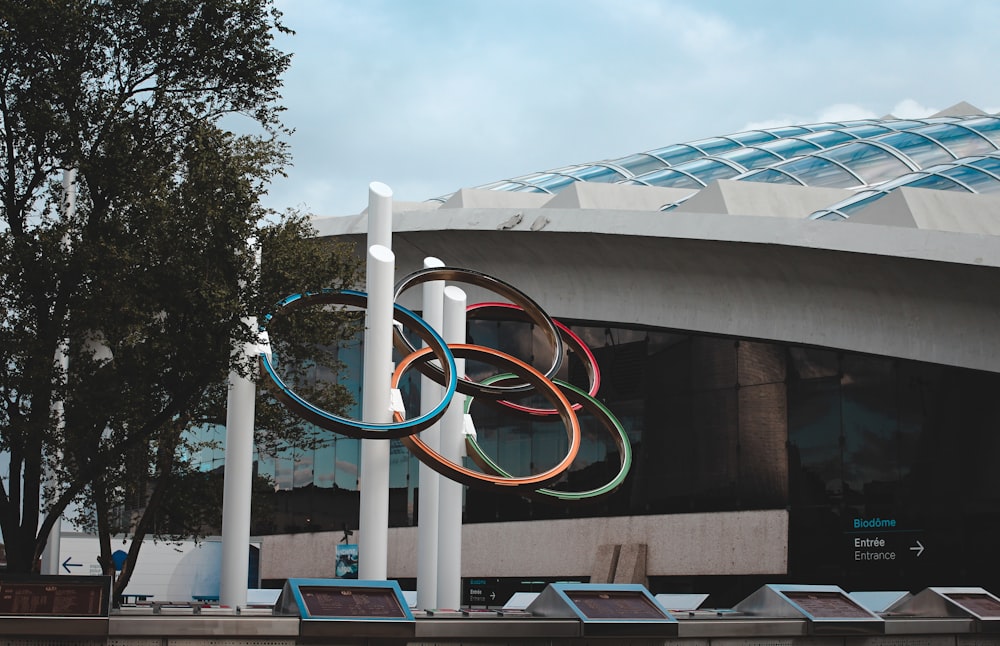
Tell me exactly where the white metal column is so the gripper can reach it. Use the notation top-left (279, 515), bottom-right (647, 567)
top-left (437, 286), bottom-right (466, 608)
top-left (416, 257), bottom-right (445, 609)
top-left (358, 182), bottom-right (394, 580)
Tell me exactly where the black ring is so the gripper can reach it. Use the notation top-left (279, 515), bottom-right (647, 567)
top-left (393, 267), bottom-right (563, 399)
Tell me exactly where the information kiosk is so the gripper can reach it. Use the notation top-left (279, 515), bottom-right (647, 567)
top-left (0, 574), bottom-right (111, 638)
top-left (885, 587), bottom-right (1000, 633)
top-left (735, 584), bottom-right (885, 634)
top-left (526, 582), bottom-right (678, 637)
top-left (275, 578), bottom-right (415, 640)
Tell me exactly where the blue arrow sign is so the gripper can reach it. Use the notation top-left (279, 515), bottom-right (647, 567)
top-left (62, 557), bottom-right (82, 574)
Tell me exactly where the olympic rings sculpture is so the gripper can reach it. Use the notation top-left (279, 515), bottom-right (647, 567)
top-left (259, 289), bottom-right (458, 439)
top-left (259, 267), bottom-right (632, 502)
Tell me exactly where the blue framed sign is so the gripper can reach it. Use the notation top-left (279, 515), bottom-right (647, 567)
top-left (277, 578), bottom-right (414, 622)
top-left (526, 583), bottom-right (677, 637)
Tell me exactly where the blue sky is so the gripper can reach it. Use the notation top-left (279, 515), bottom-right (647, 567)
top-left (261, 0), bottom-right (1000, 216)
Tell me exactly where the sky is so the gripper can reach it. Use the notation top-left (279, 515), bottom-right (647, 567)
top-left (258, 0), bottom-right (1000, 217)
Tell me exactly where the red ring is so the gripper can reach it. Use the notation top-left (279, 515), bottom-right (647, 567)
top-left (466, 302), bottom-right (601, 416)
top-left (393, 344), bottom-right (581, 491)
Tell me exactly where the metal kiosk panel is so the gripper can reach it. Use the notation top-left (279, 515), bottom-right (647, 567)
top-left (526, 583), bottom-right (678, 637)
top-left (848, 591), bottom-right (911, 614)
top-left (735, 584), bottom-right (885, 634)
top-left (885, 587), bottom-right (1000, 633)
top-left (0, 574), bottom-right (111, 638)
top-left (275, 578), bottom-right (415, 640)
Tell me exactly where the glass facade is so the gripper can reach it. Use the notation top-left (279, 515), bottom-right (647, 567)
top-left (251, 317), bottom-right (1000, 593)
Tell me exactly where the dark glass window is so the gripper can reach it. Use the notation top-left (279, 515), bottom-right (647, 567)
top-left (252, 313), bottom-right (1000, 596)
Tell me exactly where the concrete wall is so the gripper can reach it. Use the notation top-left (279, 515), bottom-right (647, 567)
top-left (259, 509), bottom-right (788, 581)
top-left (314, 207), bottom-right (1000, 374)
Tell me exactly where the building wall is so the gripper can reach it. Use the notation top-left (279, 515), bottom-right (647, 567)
top-left (267, 205), bottom-right (1000, 600)
top-left (259, 509), bottom-right (789, 581)
top-left (318, 208), bottom-right (1000, 374)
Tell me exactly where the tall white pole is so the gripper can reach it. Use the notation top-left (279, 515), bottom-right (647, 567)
top-left (437, 286), bottom-right (466, 609)
top-left (358, 245), bottom-right (395, 580)
top-left (41, 169), bottom-right (76, 576)
top-left (416, 257), bottom-right (445, 610)
top-left (40, 341), bottom-right (67, 576)
top-left (219, 345), bottom-right (255, 607)
top-left (220, 243), bottom-right (259, 609)
top-left (358, 182), bottom-right (394, 580)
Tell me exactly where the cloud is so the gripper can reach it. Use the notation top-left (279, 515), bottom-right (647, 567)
top-left (889, 99), bottom-right (938, 119)
top-left (257, 1), bottom-right (1000, 216)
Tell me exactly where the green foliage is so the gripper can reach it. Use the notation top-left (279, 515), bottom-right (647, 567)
top-left (0, 0), bottom-right (362, 584)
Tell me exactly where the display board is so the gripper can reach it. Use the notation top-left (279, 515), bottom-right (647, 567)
top-left (0, 575), bottom-right (111, 617)
top-left (944, 592), bottom-right (1000, 619)
top-left (784, 590), bottom-right (878, 619)
top-left (564, 589), bottom-right (671, 620)
top-left (735, 584), bottom-right (884, 634)
top-left (276, 578), bottom-right (414, 622)
top-left (526, 583), bottom-right (677, 637)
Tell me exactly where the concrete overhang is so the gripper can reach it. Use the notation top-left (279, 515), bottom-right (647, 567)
top-left (311, 206), bottom-right (1000, 374)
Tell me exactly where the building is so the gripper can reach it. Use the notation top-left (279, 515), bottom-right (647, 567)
top-left (256, 102), bottom-right (1000, 607)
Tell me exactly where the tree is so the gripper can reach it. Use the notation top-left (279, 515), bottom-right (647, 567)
top-left (0, 0), bottom-right (362, 591)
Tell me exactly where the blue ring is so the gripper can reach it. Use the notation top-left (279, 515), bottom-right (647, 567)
top-left (259, 288), bottom-right (458, 439)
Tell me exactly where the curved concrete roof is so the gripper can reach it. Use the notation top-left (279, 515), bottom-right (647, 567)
top-left (315, 191), bottom-right (1000, 374)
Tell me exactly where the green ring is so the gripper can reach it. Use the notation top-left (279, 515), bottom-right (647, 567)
top-left (463, 374), bottom-right (632, 503)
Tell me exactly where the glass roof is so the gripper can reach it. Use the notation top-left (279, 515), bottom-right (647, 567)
top-left (431, 110), bottom-right (1000, 220)
top-left (809, 152), bottom-right (1000, 220)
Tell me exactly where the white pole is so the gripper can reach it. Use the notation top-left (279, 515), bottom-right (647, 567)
top-left (219, 341), bottom-right (255, 608)
top-left (220, 242), bottom-right (260, 609)
top-left (358, 182), bottom-right (393, 580)
top-left (358, 244), bottom-right (395, 580)
top-left (40, 340), bottom-right (67, 576)
top-left (416, 257), bottom-right (445, 610)
top-left (367, 182), bottom-right (393, 249)
top-left (437, 286), bottom-right (466, 609)
top-left (40, 169), bottom-right (76, 575)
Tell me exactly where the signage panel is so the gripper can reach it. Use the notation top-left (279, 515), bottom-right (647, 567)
top-left (564, 589), bottom-right (670, 620)
top-left (0, 575), bottom-right (111, 617)
top-left (846, 515), bottom-right (925, 565)
top-left (784, 590), bottom-right (879, 619)
top-left (946, 593), bottom-right (1000, 619)
top-left (736, 584), bottom-right (884, 634)
top-left (276, 578), bottom-right (413, 622)
top-left (526, 583), bottom-right (677, 637)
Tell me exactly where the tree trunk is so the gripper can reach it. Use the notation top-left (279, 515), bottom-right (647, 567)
top-left (93, 477), bottom-right (117, 602)
top-left (112, 432), bottom-right (180, 599)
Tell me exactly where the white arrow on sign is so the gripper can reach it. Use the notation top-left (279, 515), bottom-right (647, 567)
top-left (910, 541), bottom-right (925, 557)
